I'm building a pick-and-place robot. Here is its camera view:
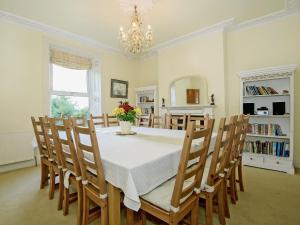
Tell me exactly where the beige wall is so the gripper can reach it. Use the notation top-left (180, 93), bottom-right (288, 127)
top-left (157, 31), bottom-right (226, 124)
top-left (135, 55), bottom-right (158, 87)
top-left (226, 14), bottom-right (300, 167)
top-left (0, 20), bottom-right (137, 165)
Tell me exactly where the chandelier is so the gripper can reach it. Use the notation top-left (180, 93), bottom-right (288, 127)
top-left (119, 5), bottom-right (153, 55)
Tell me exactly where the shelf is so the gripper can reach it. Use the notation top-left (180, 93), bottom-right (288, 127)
top-left (249, 115), bottom-right (290, 118)
top-left (246, 134), bottom-right (290, 140)
top-left (137, 102), bottom-right (154, 105)
top-left (243, 152), bottom-right (291, 160)
top-left (243, 94), bottom-right (290, 98)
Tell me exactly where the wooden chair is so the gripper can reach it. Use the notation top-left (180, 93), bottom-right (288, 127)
top-left (151, 114), bottom-right (164, 128)
top-left (40, 117), bottom-right (64, 210)
top-left (90, 114), bottom-right (106, 127)
top-left (128, 118), bottom-right (215, 225)
top-left (71, 115), bottom-right (87, 126)
top-left (49, 118), bottom-right (83, 225)
top-left (228, 115), bottom-right (250, 202)
top-left (168, 114), bottom-right (187, 130)
top-left (105, 114), bottom-right (119, 127)
top-left (236, 115), bottom-right (250, 192)
top-left (138, 114), bottom-right (151, 127)
top-left (73, 119), bottom-right (108, 225)
top-left (187, 114), bottom-right (209, 130)
top-left (198, 117), bottom-right (236, 225)
top-left (31, 116), bottom-right (52, 191)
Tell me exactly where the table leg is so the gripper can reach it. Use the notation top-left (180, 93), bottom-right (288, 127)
top-left (108, 183), bottom-right (121, 225)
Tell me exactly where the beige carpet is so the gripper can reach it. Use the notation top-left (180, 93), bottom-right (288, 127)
top-left (0, 166), bottom-right (299, 225)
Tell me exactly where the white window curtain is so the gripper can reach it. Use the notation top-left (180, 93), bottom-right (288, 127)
top-left (89, 60), bottom-right (102, 115)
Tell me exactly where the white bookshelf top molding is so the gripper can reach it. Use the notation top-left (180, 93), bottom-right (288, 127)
top-left (238, 64), bottom-right (297, 81)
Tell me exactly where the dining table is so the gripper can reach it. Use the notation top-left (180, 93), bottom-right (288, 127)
top-left (32, 126), bottom-right (217, 225)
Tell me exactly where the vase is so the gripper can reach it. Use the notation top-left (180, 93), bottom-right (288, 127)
top-left (119, 121), bottom-right (132, 133)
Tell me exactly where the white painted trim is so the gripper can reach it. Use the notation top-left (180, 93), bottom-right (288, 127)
top-left (239, 64), bottom-right (297, 78)
top-left (230, 9), bottom-right (300, 32)
top-left (0, 159), bottom-right (36, 174)
top-left (0, 10), bottom-right (121, 54)
top-left (150, 18), bottom-right (235, 51)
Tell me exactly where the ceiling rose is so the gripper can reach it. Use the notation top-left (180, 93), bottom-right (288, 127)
top-left (119, 5), bottom-right (153, 55)
top-left (119, 0), bottom-right (153, 13)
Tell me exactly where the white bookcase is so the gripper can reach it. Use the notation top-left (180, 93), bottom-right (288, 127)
top-left (135, 85), bottom-right (158, 115)
top-left (239, 64), bottom-right (297, 174)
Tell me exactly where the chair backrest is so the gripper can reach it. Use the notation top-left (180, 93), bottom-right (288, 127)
top-left (105, 114), bottom-right (119, 127)
top-left (187, 114), bottom-right (209, 130)
top-left (168, 114), bottom-right (187, 130)
top-left (206, 116), bottom-right (236, 186)
top-left (90, 114), bottom-right (106, 127)
top-left (138, 114), bottom-right (151, 127)
top-left (31, 116), bottom-right (50, 158)
top-left (233, 115), bottom-right (250, 161)
top-left (71, 115), bottom-right (87, 126)
top-left (40, 117), bottom-right (61, 165)
top-left (151, 114), bottom-right (164, 128)
top-left (49, 118), bottom-right (81, 177)
top-left (230, 115), bottom-right (245, 163)
top-left (73, 119), bottom-right (107, 198)
top-left (170, 118), bottom-right (215, 211)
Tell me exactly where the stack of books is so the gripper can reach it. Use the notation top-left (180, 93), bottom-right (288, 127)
top-left (247, 123), bottom-right (284, 136)
top-left (244, 85), bottom-right (278, 96)
top-left (244, 141), bottom-right (290, 157)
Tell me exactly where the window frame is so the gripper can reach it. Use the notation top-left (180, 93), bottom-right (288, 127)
top-left (49, 63), bottom-right (91, 115)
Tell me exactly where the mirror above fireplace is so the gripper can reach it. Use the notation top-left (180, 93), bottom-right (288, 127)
top-left (170, 76), bottom-right (208, 107)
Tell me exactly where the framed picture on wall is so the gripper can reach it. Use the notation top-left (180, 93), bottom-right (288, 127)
top-left (110, 79), bottom-right (128, 98)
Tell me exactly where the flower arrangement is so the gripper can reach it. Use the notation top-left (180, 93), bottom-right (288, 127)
top-left (112, 101), bottom-right (142, 123)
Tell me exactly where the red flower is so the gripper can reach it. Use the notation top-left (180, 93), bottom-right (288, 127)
top-left (119, 102), bottom-right (134, 113)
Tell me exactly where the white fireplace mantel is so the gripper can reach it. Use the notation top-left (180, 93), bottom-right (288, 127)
top-left (160, 105), bottom-right (215, 117)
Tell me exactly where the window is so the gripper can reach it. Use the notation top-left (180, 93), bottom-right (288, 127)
top-left (50, 64), bottom-right (90, 117)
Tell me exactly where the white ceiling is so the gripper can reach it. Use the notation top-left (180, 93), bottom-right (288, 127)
top-left (0, 0), bottom-right (288, 49)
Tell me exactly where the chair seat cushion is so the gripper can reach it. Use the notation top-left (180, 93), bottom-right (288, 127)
top-left (141, 176), bottom-right (194, 212)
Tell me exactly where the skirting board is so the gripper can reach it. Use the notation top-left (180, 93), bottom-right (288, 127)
top-left (0, 159), bottom-right (36, 174)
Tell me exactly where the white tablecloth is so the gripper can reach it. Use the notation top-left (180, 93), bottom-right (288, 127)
top-left (32, 127), bottom-right (216, 211)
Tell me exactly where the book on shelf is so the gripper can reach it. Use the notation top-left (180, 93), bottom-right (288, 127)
top-left (244, 85), bottom-right (279, 96)
top-left (247, 123), bottom-right (285, 136)
top-left (244, 141), bottom-right (290, 157)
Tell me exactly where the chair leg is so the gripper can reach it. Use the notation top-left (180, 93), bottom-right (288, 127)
top-left (63, 186), bottom-right (70, 216)
top-left (233, 168), bottom-right (238, 201)
top-left (223, 179), bottom-right (230, 218)
top-left (101, 204), bottom-right (108, 225)
top-left (205, 195), bottom-right (213, 225)
top-left (40, 162), bottom-right (48, 189)
top-left (49, 166), bottom-right (55, 200)
top-left (76, 182), bottom-right (83, 225)
top-left (141, 211), bottom-right (147, 225)
top-left (229, 172), bottom-right (236, 204)
top-left (126, 209), bottom-right (135, 225)
top-left (191, 199), bottom-right (199, 225)
top-left (82, 189), bottom-right (90, 225)
top-left (217, 185), bottom-right (226, 225)
top-left (238, 163), bottom-right (245, 192)
top-left (57, 170), bottom-right (64, 210)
